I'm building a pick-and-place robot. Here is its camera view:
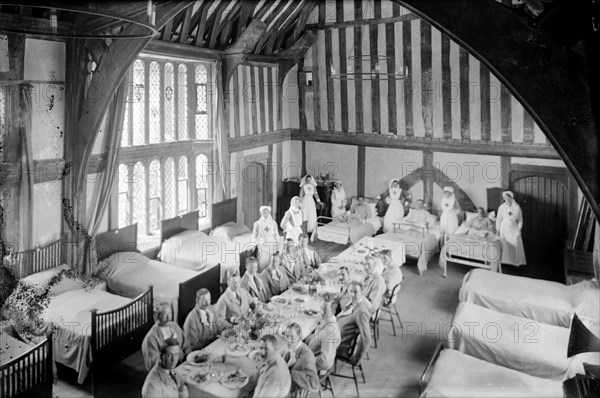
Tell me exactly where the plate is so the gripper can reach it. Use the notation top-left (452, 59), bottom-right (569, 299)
top-left (186, 350), bottom-right (212, 366)
top-left (226, 342), bottom-right (250, 357)
top-left (355, 248), bottom-right (369, 255)
top-left (186, 371), bottom-right (211, 385)
top-left (221, 328), bottom-right (238, 340)
top-left (221, 370), bottom-right (249, 389)
top-left (271, 296), bottom-right (287, 305)
top-left (294, 297), bottom-right (307, 303)
top-left (303, 308), bottom-right (320, 317)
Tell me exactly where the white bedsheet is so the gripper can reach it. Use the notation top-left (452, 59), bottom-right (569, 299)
top-left (448, 302), bottom-right (600, 380)
top-left (42, 286), bottom-right (136, 383)
top-left (98, 251), bottom-right (202, 318)
top-left (459, 269), bottom-right (600, 327)
top-left (315, 217), bottom-right (379, 245)
top-left (377, 230), bottom-right (440, 274)
top-left (420, 348), bottom-right (563, 398)
top-left (159, 230), bottom-right (254, 280)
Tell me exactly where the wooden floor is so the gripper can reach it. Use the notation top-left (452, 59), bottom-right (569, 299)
top-left (53, 245), bottom-right (470, 398)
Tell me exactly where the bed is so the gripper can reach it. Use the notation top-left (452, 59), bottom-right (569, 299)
top-left (439, 228), bottom-right (503, 275)
top-left (313, 197), bottom-right (382, 245)
top-left (419, 344), bottom-right (563, 397)
top-left (1, 330), bottom-right (53, 398)
top-left (459, 269), bottom-right (600, 327)
top-left (4, 240), bottom-right (153, 395)
top-left (377, 223), bottom-right (441, 275)
top-left (95, 224), bottom-right (220, 326)
top-left (158, 199), bottom-right (257, 280)
top-left (447, 302), bottom-right (600, 380)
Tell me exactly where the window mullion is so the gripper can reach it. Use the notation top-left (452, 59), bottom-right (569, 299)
top-left (160, 62), bottom-right (165, 143)
top-left (207, 64), bottom-right (214, 139)
top-left (188, 62), bottom-right (196, 140)
top-left (174, 63), bottom-right (179, 141)
top-left (144, 61), bottom-right (150, 144)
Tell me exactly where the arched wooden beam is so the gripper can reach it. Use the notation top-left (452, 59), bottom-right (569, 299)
top-left (398, 167), bottom-right (477, 212)
top-left (395, 0), bottom-right (600, 221)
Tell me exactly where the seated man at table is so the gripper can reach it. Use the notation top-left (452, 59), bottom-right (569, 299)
top-left (142, 302), bottom-right (185, 371)
top-left (281, 239), bottom-right (307, 284)
top-left (298, 232), bottom-right (321, 270)
top-left (142, 338), bottom-right (188, 398)
top-left (379, 249), bottom-right (403, 298)
top-left (241, 256), bottom-right (270, 303)
top-left (306, 300), bottom-right (341, 375)
top-left (336, 281), bottom-right (372, 365)
top-left (362, 256), bottom-right (387, 312)
top-left (402, 199), bottom-right (432, 226)
top-left (183, 288), bottom-right (218, 354)
top-left (350, 195), bottom-right (372, 219)
top-left (283, 322), bottom-right (320, 397)
top-left (333, 266), bottom-right (352, 315)
top-left (261, 252), bottom-right (291, 297)
top-left (215, 272), bottom-right (256, 328)
top-left (242, 334), bottom-right (291, 398)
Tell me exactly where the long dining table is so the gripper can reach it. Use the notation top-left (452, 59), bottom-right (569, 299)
top-left (175, 239), bottom-right (402, 397)
top-left (175, 287), bottom-right (330, 397)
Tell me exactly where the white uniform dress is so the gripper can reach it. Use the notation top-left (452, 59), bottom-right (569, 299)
top-left (301, 183), bottom-right (319, 233)
top-left (253, 216), bottom-right (280, 271)
top-left (330, 187), bottom-right (347, 218)
top-left (383, 187), bottom-right (404, 233)
top-left (496, 202), bottom-right (526, 266)
top-left (439, 195), bottom-right (460, 235)
top-left (281, 207), bottom-right (303, 243)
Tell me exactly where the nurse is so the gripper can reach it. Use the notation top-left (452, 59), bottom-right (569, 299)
top-left (253, 205), bottom-right (280, 271)
top-left (496, 191), bottom-right (526, 266)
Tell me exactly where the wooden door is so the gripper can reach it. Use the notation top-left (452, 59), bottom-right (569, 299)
top-left (510, 171), bottom-right (568, 281)
top-left (242, 162), bottom-right (266, 228)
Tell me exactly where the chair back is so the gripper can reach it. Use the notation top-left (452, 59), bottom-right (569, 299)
top-left (386, 281), bottom-right (402, 306)
top-left (371, 308), bottom-right (380, 322)
top-left (344, 330), bottom-right (361, 358)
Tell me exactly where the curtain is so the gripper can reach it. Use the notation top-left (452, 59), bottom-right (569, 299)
top-left (82, 78), bottom-right (129, 274)
top-left (213, 61), bottom-right (230, 202)
top-left (19, 83), bottom-right (34, 252)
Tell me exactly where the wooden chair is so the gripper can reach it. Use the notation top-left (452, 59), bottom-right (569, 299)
top-left (318, 368), bottom-right (335, 398)
top-left (379, 282), bottom-right (404, 336)
top-left (331, 331), bottom-right (366, 397)
top-left (370, 308), bottom-right (381, 348)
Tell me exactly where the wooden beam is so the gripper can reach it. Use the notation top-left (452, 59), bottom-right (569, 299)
top-left (292, 130), bottom-right (561, 159)
top-left (144, 40), bottom-right (223, 61)
top-left (85, 40), bottom-right (107, 66)
top-left (358, 146), bottom-right (366, 196)
top-left (254, 0), bottom-right (277, 21)
top-left (227, 129), bottom-right (293, 153)
top-left (290, 0), bottom-right (318, 47)
top-left (265, 0), bottom-right (306, 55)
top-left (501, 156), bottom-right (511, 189)
top-left (277, 32), bottom-right (316, 60)
top-left (207, 1), bottom-right (228, 49)
top-left (238, 0), bottom-right (259, 39)
top-left (423, 150), bottom-right (434, 209)
top-left (194, 0), bottom-right (214, 46)
top-left (306, 13), bottom-right (418, 30)
top-left (225, 19), bottom-right (267, 55)
top-left (179, 5), bottom-right (194, 44)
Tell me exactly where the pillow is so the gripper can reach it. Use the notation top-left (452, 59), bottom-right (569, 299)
top-left (487, 211), bottom-right (496, 221)
top-left (22, 264), bottom-right (70, 287)
top-left (464, 211), bottom-right (478, 223)
top-left (210, 222), bottom-right (252, 241)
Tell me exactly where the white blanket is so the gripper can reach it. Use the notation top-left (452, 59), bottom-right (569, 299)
top-left (42, 287), bottom-right (136, 383)
top-left (159, 230), bottom-right (254, 280)
top-left (98, 251), bottom-right (201, 318)
top-left (315, 216), bottom-right (379, 245)
top-left (448, 302), bottom-right (599, 380)
top-left (420, 348), bottom-right (563, 398)
top-left (459, 269), bottom-right (600, 327)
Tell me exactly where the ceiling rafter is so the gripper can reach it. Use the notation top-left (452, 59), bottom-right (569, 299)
top-left (263, 0), bottom-right (307, 55)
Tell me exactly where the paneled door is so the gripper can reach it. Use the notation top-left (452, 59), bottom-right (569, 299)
top-left (242, 162), bottom-right (266, 229)
top-left (510, 169), bottom-right (569, 282)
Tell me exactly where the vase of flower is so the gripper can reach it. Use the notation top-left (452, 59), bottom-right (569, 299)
top-left (248, 329), bottom-right (260, 341)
